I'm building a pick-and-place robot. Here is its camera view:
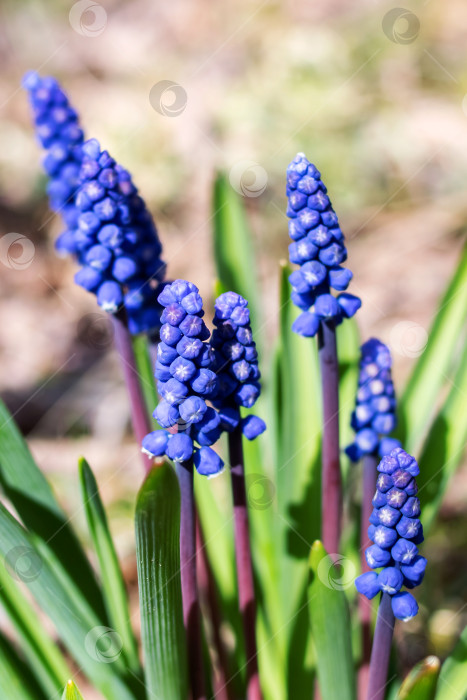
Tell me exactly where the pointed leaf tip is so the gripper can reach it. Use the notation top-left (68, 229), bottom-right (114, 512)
top-left (62, 680), bottom-right (85, 700)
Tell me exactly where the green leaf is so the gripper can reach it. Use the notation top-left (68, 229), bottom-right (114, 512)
top-left (212, 172), bottom-right (261, 339)
top-left (0, 505), bottom-right (137, 700)
top-left (0, 558), bottom-right (70, 696)
top-left (135, 462), bottom-right (188, 700)
top-left (398, 244), bottom-right (467, 453)
top-left (307, 541), bottom-right (356, 700)
top-left (0, 631), bottom-right (47, 700)
top-left (78, 458), bottom-right (140, 672)
top-left (276, 263), bottom-right (322, 698)
top-left (0, 399), bottom-right (105, 621)
top-left (62, 680), bottom-right (85, 700)
top-left (418, 337), bottom-right (467, 532)
top-left (397, 656), bottom-right (440, 699)
top-left (131, 334), bottom-right (159, 421)
top-left (436, 623), bottom-right (467, 700)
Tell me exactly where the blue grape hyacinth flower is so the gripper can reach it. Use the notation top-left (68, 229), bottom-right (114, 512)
top-left (23, 71), bottom-right (84, 228)
top-left (24, 73), bottom-right (166, 336)
top-left (141, 280), bottom-right (224, 477)
top-left (346, 338), bottom-right (402, 461)
top-left (355, 447), bottom-right (426, 621)
top-left (286, 153), bottom-right (361, 336)
top-left (66, 138), bottom-right (166, 334)
top-left (210, 292), bottom-right (266, 440)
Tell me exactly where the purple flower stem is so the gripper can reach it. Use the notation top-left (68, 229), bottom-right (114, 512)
top-left (228, 424), bottom-right (263, 700)
top-left (359, 454), bottom-right (379, 698)
top-left (177, 459), bottom-right (207, 700)
top-left (317, 320), bottom-right (342, 557)
top-left (111, 310), bottom-right (153, 472)
top-left (366, 592), bottom-right (395, 700)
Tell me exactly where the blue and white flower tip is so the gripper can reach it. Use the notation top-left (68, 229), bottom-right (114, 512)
top-left (141, 280), bottom-right (224, 477)
top-left (210, 292), bottom-right (266, 441)
top-left (346, 338), bottom-right (401, 462)
top-left (286, 153), bottom-right (361, 336)
top-left (23, 71), bottom-right (84, 228)
top-left (355, 447), bottom-right (425, 621)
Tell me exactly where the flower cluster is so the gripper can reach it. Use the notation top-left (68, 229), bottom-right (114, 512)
top-left (346, 338), bottom-right (401, 461)
top-left (23, 71), bottom-right (84, 228)
top-left (24, 75), bottom-right (165, 335)
top-left (355, 447), bottom-right (426, 621)
top-left (142, 280), bottom-right (224, 476)
top-left (62, 139), bottom-right (166, 334)
top-left (211, 292), bottom-right (266, 440)
top-left (286, 153), bottom-right (361, 337)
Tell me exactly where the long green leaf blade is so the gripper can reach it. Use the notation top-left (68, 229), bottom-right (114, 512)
top-left (436, 624), bottom-right (467, 700)
top-left (397, 656), bottom-right (440, 699)
top-left (212, 172), bottom-right (261, 338)
top-left (418, 337), bottom-right (467, 531)
top-left (135, 462), bottom-right (188, 700)
top-left (308, 541), bottom-right (356, 700)
top-left (0, 506), bottom-right (137, 700)
top-left (132, 334), bottom-right (159, 421)
top-left (0, 559), bottom-right (70, 695)
top-left (0, 399), bottom-right (105, 620)
top-left (276, 263), bottom-right (322, 698)
top-left (399, 244), bottom-right (467, 452)
top-left (0, 631), bottom-right (47, 700)
top-left (79, 457), bottom-right (140, 672)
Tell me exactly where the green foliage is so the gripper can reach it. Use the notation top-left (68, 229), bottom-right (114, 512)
top-left (307, 541), bottom-right (356, 700)
top-left (79, 458), bottom-right (140, 672)
top-left (1, 172), bottom-right (467, 700)
top-left (397, 656), bottom-right (440, 700)
top-left (436, 624), bottom-right (467, 700)
top-left (135, 463), bottom-right (188, 700)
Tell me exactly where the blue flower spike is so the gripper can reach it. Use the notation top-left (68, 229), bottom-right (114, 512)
top-left (210, 292), bottom-right (266, 441)
top-left (142, 280), bottom-right (224, 477)
top-left (24, 74), bottom-right (166, 336)
top-left (346, 338), bottom-right (401, 461)
top-left (286, 153), bottom-right (361, 336)
top-left (23, 72), bottom-right (84, 229)
top-left (355, 447), bottom-right (425, 621)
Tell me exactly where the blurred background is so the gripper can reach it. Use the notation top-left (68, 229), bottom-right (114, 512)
top-left (1, 0), bottom-right (467, 695)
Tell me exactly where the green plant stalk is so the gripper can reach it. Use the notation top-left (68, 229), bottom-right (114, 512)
top-left (229, 425), bottom-right (263, 700)
top-left (177, 459), bottom-right (206, 700)
top-left (318, 320), bottom-right (342, 556)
